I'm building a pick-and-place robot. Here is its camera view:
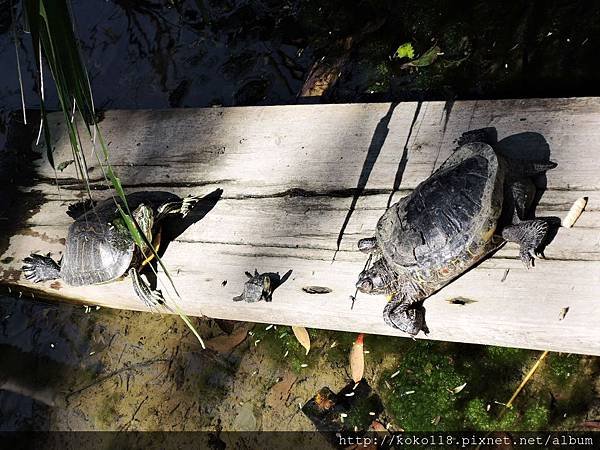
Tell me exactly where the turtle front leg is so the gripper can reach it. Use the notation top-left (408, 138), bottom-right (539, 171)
top-left (155, 195), bottom-right (200, 222)
top-left (383, 294), bottom-right (428, 336)
top-left (502, 220), bottom-right (548, 269)
top-left (129, 268), bottom-right (166, 309)
top-left (22, 254), bottom-right (61, 283)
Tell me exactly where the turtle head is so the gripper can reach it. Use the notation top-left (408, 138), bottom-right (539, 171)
top-left (356, 259), bottom-right (388, 294)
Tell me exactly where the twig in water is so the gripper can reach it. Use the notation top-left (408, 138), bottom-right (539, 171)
top-left (66, 357), bottom-right (169, 400)
top-left (120, 395), bottom-right (149, 431)
top-left (506, 350), bottom-right (549, 408)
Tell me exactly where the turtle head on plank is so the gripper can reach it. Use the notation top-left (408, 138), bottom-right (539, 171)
top-left (22, 191), bottom-right (200, 308)
top-left (356, 135), bottom-right (557, 336)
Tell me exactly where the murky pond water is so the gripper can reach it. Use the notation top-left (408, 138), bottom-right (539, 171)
top-left (1, 0), bottom-right (599, 431)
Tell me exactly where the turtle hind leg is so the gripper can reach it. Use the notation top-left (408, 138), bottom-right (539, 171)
top-left (22, 254), bottom-right (60, 283)
top-left (502, 220), bottom-right (548, 269)
top-left (129, 268), bottom-right (165, 309)
top-left (383, 296), bottom-right (428, 336)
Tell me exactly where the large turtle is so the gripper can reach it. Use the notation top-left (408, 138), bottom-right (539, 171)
top-left (356, 138), bottom-right (556, 335)
top-left (22, 191), bottom-right (198, 307)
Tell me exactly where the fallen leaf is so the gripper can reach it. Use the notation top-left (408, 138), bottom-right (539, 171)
top-left (393, 42), bottom-right (415, 59)
top-left (302, 286), bottom-right (332, 294)
top-left (559, 307), bottom-right (570, 321)
top-left (369, 420), bottom-right (387, 432)
top-left (450, 382), bottom-right (467, 394)
top-left (205, 324), bottom-right (252, 353)
top-left (350, 333), bottom-right (365, 383)
top-left (213, 319), bottom-right (236, 335)
top-left (292, 326), bottom-right (311, 355)
top-left (402, 45), bottom-right (441, 68)
top-left (562, 197), bottom-right (588, 227)
top-left (265, 371), bottom-right (297, 409)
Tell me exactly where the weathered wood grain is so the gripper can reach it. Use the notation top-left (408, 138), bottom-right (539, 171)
top-left (1, 99), bottom-right (599, 354)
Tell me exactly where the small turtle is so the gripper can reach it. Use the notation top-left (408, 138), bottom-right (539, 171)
top-left (233, 270), bottom-right (273, 303)
top-left (356, 139), bottom-right (556, 335)
top-left (22, 191), bottom-right (198, 307)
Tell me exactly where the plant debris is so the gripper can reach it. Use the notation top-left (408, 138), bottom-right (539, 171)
top-left (450, 382), bottom-right (467, 394)
top-left (393, 42), bottom-right (415, 59)
top-left (350, 333), bottom-right (365, 383)
top-left (302, 286), bottom-right (332, 294)
top-left (562, 197), bottom-right (588, 228)
top-left (292, 326), bottom-right (311, 355)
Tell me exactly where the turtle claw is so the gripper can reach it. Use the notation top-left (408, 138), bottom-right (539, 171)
top-left (179, 195), bottom-right (200, 217)
top-left (520, 250), bottom-right (534, 269)
top-left (21, 254), bottom-right (60, 283)
top-left (503, 219), bottom-right (548, 270)
top-left (130, 268), bottom-right (165, 309)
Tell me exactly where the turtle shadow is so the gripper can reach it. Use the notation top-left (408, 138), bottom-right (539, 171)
top-left (143, 188), bottom-right (223, 286)
top-left (160, 188), bottom-right (223, 245)
top-left (266, 268), bottom-right (293, 292)
top-left (460, 128), bottom-right (561, 250)
top-left (335, 102), bottom-right (400, 256)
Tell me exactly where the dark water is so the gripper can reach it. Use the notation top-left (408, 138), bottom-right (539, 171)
top-left (1, 0), bottom-right (600, 430)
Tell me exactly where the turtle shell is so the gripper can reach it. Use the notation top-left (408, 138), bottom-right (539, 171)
top-left (60, 191), bottom-right (180, 286)
top-left (376, 142), bottom-right (504, 273)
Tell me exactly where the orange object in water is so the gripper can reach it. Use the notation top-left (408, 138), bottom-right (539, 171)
top-left (350, 333), bottom-right (365, 383)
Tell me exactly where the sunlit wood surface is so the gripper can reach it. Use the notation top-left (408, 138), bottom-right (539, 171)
top-left (1, 99), bottom-right (598, 354)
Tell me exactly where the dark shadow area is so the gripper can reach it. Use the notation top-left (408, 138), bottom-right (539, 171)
top-left (386, 100), bottom-right (422, 207)
top-left (334, 102), bottom-right (398, 256)
top-left (495, 131), bottom-right (562, 256)
top-left (459, 127), bottom-right (561, 255)
top-left (143, 188), bottom-right (223, 288)
top-left (0, 113), bottom-right (43, 261)
top-left (267, 268), bottom-right (293, 292)
top-left (0, 343), bottom-right (93, 412)
top-left (442, 99), bottom-right (455, 134)
top-left (496, 132), bottom-right (551, 214)
top-left (160, 188), bottom-right (223, 246)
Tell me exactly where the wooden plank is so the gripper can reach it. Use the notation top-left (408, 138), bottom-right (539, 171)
top-left (1, 99), bottom-right (599, 355)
